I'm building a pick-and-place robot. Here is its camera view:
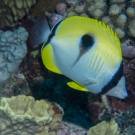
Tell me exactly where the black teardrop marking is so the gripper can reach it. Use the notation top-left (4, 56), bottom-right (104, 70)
top-left (72, 34), bottom-right (94, 67)
top-left (81, 34), bottom-right (94, 49)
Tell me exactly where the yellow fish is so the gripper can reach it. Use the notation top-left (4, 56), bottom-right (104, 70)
top-left (41, 16), bottom-right (128, 99)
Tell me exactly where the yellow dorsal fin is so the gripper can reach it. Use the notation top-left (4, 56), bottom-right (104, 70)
top-left (56, 16), bottom-right (122, 59)
top-left (67, 81), bottom-right (88, 92)
top-left (41, 43), bottom-right (62, 74)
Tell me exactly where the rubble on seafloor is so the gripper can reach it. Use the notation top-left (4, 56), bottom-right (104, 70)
top-left (116, 107), bottom-right (135, 135)
top-left (57, 121), bottom-right (87, 135)
top-left (0, 73), bottom-right (31, 98)
top-left (57, 118), bottom-right (121, 135)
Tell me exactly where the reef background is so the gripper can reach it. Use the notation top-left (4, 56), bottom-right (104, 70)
top-left (0, 0), bottom-right (135, 134)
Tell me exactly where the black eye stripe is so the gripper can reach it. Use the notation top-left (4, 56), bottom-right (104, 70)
top-left (72, 34), bottom-right (95, 66)
top-left (80, 34), bottom-right (94, 49)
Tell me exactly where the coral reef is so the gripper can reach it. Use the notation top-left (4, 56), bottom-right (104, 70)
top-left (87, 118), bottom-right (119, 135)
top-left (0, 27), bottom-right (28, 83)
top-left (0, 0), bottom-right (36, 28)
top-left (123, 58), bottom-right (135, 93)
top-left (0, 73), bottom-right (31, 97)
top-left (87, 101), bottom-right (110, 123)
top-left (4, 1), bottom-right (135, 134)
top-left (121, 39), bottom-right (135, 58)
top-left (34, 78), bottom-right (93, 129)
top-left (19, 46), bottom-right (45, 92)
top-left (56, 3), bottom-right (67, 16)
top-left (49, 14), bottom-right (64, 28)
top-left (66, 0), bottom-right (135, 39)
top-left (46, 2), bottom-right (67, 27)
top-left (17, 14), bottom-right (135, 134)
top-left (31, 0), bottom-right (60, 18)
top-left (0, 95), bottom-right (64, 135)
top-left (86, 57), bottom-right (135, 127)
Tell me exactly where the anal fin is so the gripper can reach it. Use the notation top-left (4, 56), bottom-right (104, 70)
top-left (67, 81), bottom-right (88, 92)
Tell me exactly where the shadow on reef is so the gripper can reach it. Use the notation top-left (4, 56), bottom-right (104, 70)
top-left (32, 74), bottom-right (94, 129)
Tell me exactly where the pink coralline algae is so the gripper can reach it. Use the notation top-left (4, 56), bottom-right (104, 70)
top-left (49, 14), bottom-right (63, 28)
top-left (56, 3), bottom-right (67, 16)
top-left (122, 39), bottom-right (135, 58)
top-left (44, 1), bottom-right (68, 28)
top-left (57, 130), bottom-right (70, 135)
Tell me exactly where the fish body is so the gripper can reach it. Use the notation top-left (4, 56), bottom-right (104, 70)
top-left (41, 16), bottom-right (128, 99)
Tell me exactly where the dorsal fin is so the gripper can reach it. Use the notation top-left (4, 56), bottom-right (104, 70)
top-left (55, 16), bottom-right (122, 58)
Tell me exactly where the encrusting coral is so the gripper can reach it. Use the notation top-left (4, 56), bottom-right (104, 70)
top-left (0, 0), bottom-right (36, 28)
top-left (0, 95), bottom-right (64, 135)
top-left (87, 118), bottom-right (120, 135)
top-left (66, 0), bottom-right (135, 39)
top-left (0, 27), bottom-right (28, 83)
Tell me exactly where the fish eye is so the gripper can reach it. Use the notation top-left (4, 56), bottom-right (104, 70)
top-left (80, 34), bottom-right (94, 49)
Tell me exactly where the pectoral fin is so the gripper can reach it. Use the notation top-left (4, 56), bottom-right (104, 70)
top-left (83, 78), bottom-right (98, 85)
top-left (67, 81), bottom-right (88, 92)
